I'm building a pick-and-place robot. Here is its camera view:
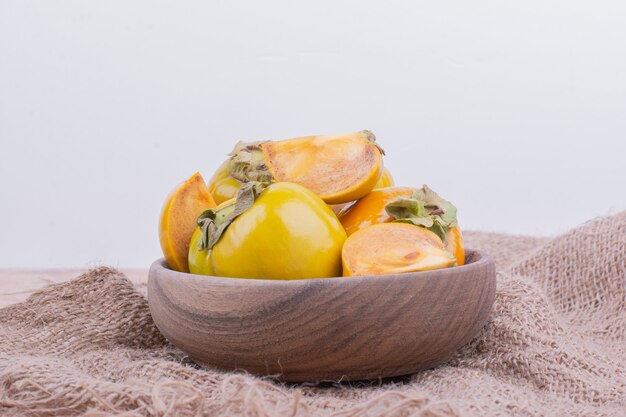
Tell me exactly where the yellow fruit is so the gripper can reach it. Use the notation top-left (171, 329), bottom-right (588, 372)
top-left (188, 227), bottom-right (216, 276)
top-left (207, 160), bottom-right (241, 205)
top-left (342, 223), bottom-right (456, 276)
top-left (189, 182), bottom-right (347, 279)
top-left (374, 168), bottom-right (395, 189)
top-left (159, 172), bottom-right (216, 272)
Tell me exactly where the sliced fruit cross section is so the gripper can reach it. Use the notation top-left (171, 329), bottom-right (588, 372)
top-left (159, 172), bottom-right (216, 272)
top-left (342, 223), bottom-right (456, 277)
top-left (229, 130), bottom-right (384, 204)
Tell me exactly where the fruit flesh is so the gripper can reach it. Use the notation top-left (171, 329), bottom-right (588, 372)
top-left (342, 223), bottom-right (455, 277)
top-left (159, 172), bottom-right (216, 272)
top-left (189, 182), bottom-right (347, 280)
top-left (445, 226), bottom-right (465, 266)
top-left (261, 131), bottom-right (383, 204)
top-left (207, 160), bottom-right (241, 205)
top-left (339, 187), bottom-right (414, 236)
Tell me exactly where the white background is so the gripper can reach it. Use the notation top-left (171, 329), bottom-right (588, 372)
top-left (1, 1), bottom-right (625, 268)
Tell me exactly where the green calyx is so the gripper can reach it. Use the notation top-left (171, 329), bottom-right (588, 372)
top-left (385, 185), bottom-right (458, 242)
top-left (197, 181), bottom-right (269, 251)
top-left (228, 141), bottom-right (274, 183)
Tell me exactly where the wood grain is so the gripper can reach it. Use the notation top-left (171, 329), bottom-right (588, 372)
top-left (148, 250), bottom-right (496, 382)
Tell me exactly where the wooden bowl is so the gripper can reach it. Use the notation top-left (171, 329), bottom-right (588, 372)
top-left (148, 250), bottom-right (495, 382)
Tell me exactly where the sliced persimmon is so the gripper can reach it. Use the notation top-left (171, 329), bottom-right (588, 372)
top-left (229, 131), bottom-right (384, 204)
top-left (342, 223), bottom-right (456, 277)
top-left (159, 172), bottom-right (216, 272)
top-left (445, 226), bottom-right (465, 266)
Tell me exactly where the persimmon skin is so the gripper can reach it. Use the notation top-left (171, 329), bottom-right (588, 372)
top-left (338, 186), bottom-right (414, 236)
top-left (375, 168), bottom-right (395, 189)
top-left (159, 173), bottom-right (216, 272)
top-left (342, 223), bottom-right (455, 277)
top-left (207, 160), bottom-right (241, 205)
top-left (189, 182), bottom-right (347, 280)
top-left (445, 226), bottom-right (465, 266)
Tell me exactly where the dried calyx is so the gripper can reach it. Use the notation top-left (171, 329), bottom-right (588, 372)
top-left (228, 141), bottom-right (273, 183)
top-left (385, 185), bottom-right (458, 242)
top-left (360, 130), bottom-right (385, 156)
top-left (197, 181), bottom-right (269, 251)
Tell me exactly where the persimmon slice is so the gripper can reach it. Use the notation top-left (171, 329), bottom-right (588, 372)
top-left (159, 172), bottom-right (216, 272)
top-left (229, 131), bottom-right (383, 204)
top-left (342, 223), bottom-right (456, 277)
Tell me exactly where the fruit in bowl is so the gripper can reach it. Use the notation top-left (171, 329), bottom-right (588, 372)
top-left (206, 160), bottom-right (241, 206)
top-left (159, 172), bottom-right (215, 273)
top-left (339, 185), bottom-right (465, 266)
top-left (158, 130), bottom-right (465, 279)
top-left (150, 130), bottom-right (495, 382)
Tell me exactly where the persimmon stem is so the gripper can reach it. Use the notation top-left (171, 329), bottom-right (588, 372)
top-left (385, 185), bottom-right (458, 243)
top-left (197, 181), bottom-right (270, 250)
top-left (228, 141), bottom-right (274, 183)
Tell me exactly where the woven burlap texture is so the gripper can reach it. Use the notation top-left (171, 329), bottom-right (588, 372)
top-left (1, 212), bottom-right (624, 417)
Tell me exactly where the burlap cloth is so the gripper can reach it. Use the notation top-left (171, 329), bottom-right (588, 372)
top-left (1, 212), bottom-right (624, 417)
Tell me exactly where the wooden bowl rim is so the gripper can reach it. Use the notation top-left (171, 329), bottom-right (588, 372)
top-left (150, 249), bottom-right (493, 287)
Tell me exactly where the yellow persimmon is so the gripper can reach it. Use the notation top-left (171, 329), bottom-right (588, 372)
top-left (159, 172), bottom-right (216, 272)
top-left (188, 182), bottom-right (347, 280)
top-left (374, 168), bottom-right (395, 189)
top-left (342, 223), bottom-right (456, 276)
top-left (207, 160), bottom-right (241, 205)
top-left (229, 131), bottom-right (384, 204)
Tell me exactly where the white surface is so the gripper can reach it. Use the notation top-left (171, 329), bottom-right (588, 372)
top-left (1, 1), bottom-right (625, 268)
